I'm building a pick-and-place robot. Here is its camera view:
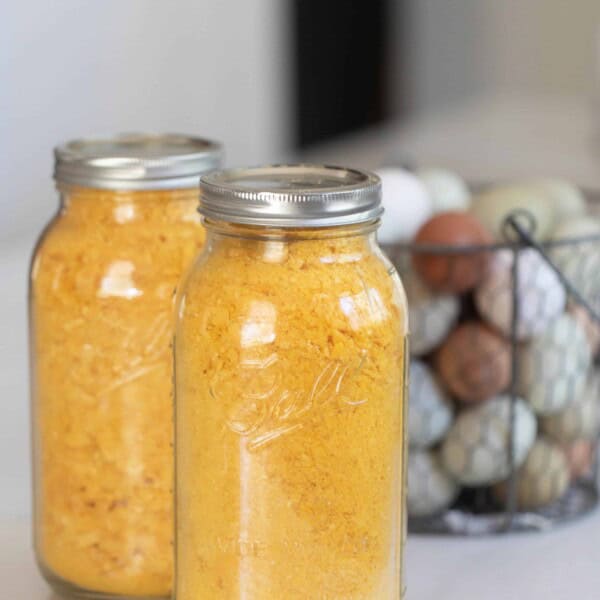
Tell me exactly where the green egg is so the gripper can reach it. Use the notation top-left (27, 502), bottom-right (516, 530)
top-left (528, 179), bottom-right (586, 221)
top-left (471, 184), bottom-right (555, 241)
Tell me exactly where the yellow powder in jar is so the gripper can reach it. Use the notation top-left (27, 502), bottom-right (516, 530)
top-left (176, 228), bottom-right (408, 599)
top-left (30, 187), bottom-right (204, 597)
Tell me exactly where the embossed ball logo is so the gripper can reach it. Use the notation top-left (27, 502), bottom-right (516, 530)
top-left (210, 351), bottom-right (368, 450)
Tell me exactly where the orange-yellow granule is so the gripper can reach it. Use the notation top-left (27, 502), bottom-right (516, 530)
top-left (30, 186), bottom-right (204, 597)
top-left (175, 226), bottom-right (408, 599)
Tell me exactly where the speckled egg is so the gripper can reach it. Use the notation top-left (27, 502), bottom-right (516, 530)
top-left (407, 450), bottom-right (460, 517)
top-left (409, 360), bottom-right (453, 448)
top-left (441, 395), bottom-right (537, 486)
top-left (541, 372), bottom-right (600, 441)
top-left (562, 251), bottom-right (600, 311)
top-left (471, 184), bottom-right (555, 241)
top-left (415, 167), bottom-right (471, 213)
top-left (550, 218), bottom-right (600, 308)
top-left (494, 437), bottom-right (570, 510)
top-left (376, 167), bottom-right (433, 244)
top-left (475, 248), bottom-right (566, 340)
top-left (413, 212), bottom-right (492, 293)
top-left (520, 313), bottom-right (591, 416)
top-left (435, 322), bottom-right (511, 404)
top-left (404, 270), bottom-right (460, 356)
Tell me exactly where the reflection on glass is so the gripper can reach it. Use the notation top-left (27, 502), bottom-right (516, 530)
top-left (241, 300), bottom-right (277, 347)
top-left (98, 260), bottom-right (142, 299)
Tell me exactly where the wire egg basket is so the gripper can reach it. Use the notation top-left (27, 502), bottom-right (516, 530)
top-left (385, 195), bottom-right (600, 535)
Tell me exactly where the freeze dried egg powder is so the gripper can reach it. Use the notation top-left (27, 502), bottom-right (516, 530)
top-left (30, 188), bottom-right (204, 596)
top-left (176, 230), bottom-right (408, 600)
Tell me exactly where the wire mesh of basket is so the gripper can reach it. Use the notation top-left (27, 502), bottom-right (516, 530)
top-left (385, 199), bottom-right (600, 535)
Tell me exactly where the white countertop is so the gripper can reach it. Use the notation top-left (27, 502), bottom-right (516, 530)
top-left (3, 512), bottom-right (600, 600)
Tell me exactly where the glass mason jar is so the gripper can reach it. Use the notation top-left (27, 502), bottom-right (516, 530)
top-left (29, 134), bottom-right (222, 599)
top-left (175, 165), bottom-right (409, 599)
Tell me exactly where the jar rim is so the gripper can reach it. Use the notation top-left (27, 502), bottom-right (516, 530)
top-left (54, 133), bottom-right (223, 190)
top-left (199, 164), bottom-right (383, 228)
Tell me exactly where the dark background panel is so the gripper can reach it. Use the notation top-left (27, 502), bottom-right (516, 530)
top-left (292, 0), bottom-right (396, 148)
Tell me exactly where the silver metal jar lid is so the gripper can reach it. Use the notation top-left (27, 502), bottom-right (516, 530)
top-left (199, 164), bottom-right (382, 227)
top-left (54, 133), bottom-right (223, 190)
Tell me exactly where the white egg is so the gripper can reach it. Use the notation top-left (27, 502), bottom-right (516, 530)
top-left (404, 270), bottom-right (460, 356)
top-left (541, 371), bottom-right (600, 442)
top-left (407, 450), bottom-right (459, 517)
top-left (471, 184), bottom-right (555, 241)
top-left (375, 167), bottom-right (433, 244)
top-left (531, 179), bottom-right (586, 221)
top-left (415, 167), bottom-right (471, 213)
top-left (409, 360), bottom-right (453, 448)
top-left (520, 313), bottom-right (591, 416)
top-left (475, 248), bottom-right (566, 340)
top-left (494, 437), bottom-right (570, 510)
top-left (441, 395), bottom-right (537, 486)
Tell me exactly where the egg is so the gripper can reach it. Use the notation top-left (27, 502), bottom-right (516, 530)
top-left (415, 167), bottom-right (471, 213)
top-left (493, 437), bottom-right (570, 510)
top-left (562, 439), bottom-right (595, 481)
top-left (471, 184), bottom-right (555, 241)
top-left (440, 395), bottom-right (537, 486)
top-left (550, 219), bottom-right (600, 311)
top-left (551, 216), bottom-right (600, 241)
top-left (412, 212), bottom-right (492, 293)
top-left (570, 303), bottom-right (600, 356)
top-left (541, 372), bottom-right (600, 442)
top-left (475, 248), bottom-right (566, 340)
top-left (375, 167), bottom-right (433, 244)
top-left (520, 313), bottom-right (591, 416)
top-left (404, 270), bottom-right (460, 356)
top-left (408, 360), bottom-right (453, 448)
top-left (528, 179), bottom-right (586, 221)
top-left (562, 252), bottom-right (600, 311)
top-left (407, 450), bottom-right (460, 517)
top-left (435, 322), bottom-right (511, 404)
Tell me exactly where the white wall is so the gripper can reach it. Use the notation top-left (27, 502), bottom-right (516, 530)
top-left (0, 0), bottom-right (291, 517)
top-left (399, 0), bottom-right (491, 114)
top-left (0, 0), bottom-right (291, 244)
top-left (401, 0), bottom-right (600, 114)
top-left (484, 0), bottom-right (600, 96)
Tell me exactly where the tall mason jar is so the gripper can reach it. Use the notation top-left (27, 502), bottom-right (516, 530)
top-left (29, 134), bottom-right (222, 599)
top-left (175, 165), bottom-right (409, 599)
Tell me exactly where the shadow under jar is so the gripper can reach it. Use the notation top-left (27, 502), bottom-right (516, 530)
top-left (29, 134), bottom-right (222, 599)
top-left (175, 165), bottom-right (409, 599)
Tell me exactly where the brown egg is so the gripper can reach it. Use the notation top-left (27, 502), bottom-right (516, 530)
top-left (435, 321), bottom-right (511, 403)
top-left (562, 439), bottom-right (594, 482)
top-left (413, 211), bottom-right (492, 293)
